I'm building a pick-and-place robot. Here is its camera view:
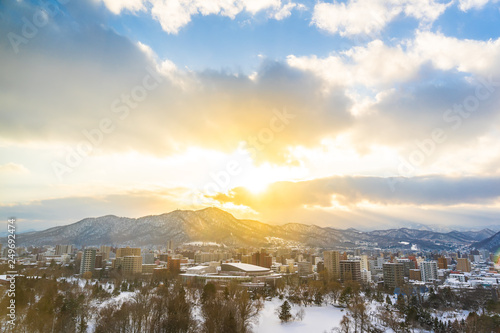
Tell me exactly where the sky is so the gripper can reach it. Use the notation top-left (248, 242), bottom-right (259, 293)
top-left (1, 0), bottom-right (500, 231)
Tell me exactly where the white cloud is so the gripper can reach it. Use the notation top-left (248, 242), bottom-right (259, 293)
top-left (458, 0), bottom-right (498, 11)
top-left (403, 0), bottom-right (450, 23)
top-left (0, 13), bottom-right (354, 166)
top-left (312, 0), bottom-right (398, 36)
top-left (287, 39), bottom-right (421, 89)
top-left (100, 0), bottom-right (298, 34)
top-left (241, 0), bottom-right (281, 14)
top-left (4, 0), bottom-right (500, 230)
top-left (271, 2), bottom-right (297, 20)
top-left (150, 0), bottom-right (197, 34)
top-left (137, 41), bottom-right (191, 88)
top-left (346, 40), bottom-right (421, 86)
top-left (413, 31), bottom-right (500, 75)
top-left (99, 0), bottom-right (147, 14)
top-left (295, 3), bottom-right (307, 11)
top-left (136, 41), bottom-right (157, 61)
top-left (287, 31), bottom-right (500, 155)
top-left (311, 0), bottom-right (450, 37)
top-left (287, 54), bottom-right (351, 88)
top-left (212, 175), bottom-right (500, 209)
top-left (288, 31), bottom-right (500, 90)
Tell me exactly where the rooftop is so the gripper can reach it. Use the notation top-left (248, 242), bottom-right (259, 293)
top-left (222, 263), bottom-right (271, 272)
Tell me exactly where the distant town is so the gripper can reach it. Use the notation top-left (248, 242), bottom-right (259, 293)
top-left (1, 235), bottom-right (499, 332)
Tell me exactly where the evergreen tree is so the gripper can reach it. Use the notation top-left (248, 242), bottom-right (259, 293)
top-left (279, 300), bottom-right (292, 323)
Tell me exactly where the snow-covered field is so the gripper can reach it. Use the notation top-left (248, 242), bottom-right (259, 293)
top-left (431, 309), bottom-right (470, 323)
top-left (87, 290), bottom-right (138, 332)
top-left (252, 299), bottom-right (345, 333)
top-left (54, 282), bottom-right (458, 333)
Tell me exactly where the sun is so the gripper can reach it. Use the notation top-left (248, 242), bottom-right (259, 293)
top-left (242, 179), bottom-right (271, 194)
top-left (235, 162), bottom-right (303, 195)
top-left (238, 169), bottom-right (275, 194)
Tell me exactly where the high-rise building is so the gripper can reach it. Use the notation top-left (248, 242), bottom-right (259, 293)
top-left (116, 247), bottom-right (141, 258)
top-left (361, 269), bottom-right (371, 283)
top-left (409, 269), bottom-right (421, 281)
top-left (420, 261), bottom-right (438, 282)
top-left (324, 251), bottom-right (340, 279)
top-left (360, 255), bottom-right (369, 272)
top-left (377, 256), bottom-right (386, 268)
top-left (95, 254), bottom-right (103, 269)
top-left (437, 257), bottom-right (448, 269)
top-left (121, 256), bottom-right (142, 275)
top-left (383, 263), bottom-right (405, 289)
top-left (456, 258), bottom-right (471, 273)
top-left (241, 254), bottom-right (251, 264)
top-left (396, 258), bottom-right (416, 277)
top-left (298, 261), bottom-right (313, 276)
top-left (339, 260), bottom-right (361, 282)
top-left (469, 254), bottom-right (480, 263)
top-left (195, 252), bottom-right (209, 264)
top-left (99, 245), bottom-right (111, 260)
top-left (142, 253), bottom-right (155, 264)
top-left (55, 245), bottom-right (73, 255)
top-left (153, 267), bottom-right (169, 281)
top-left (194, 252), bottom-right (230, 264)
top-left (407, 256), bottom-right (418, 268)
top-left (167, 257), bottom-right (181, 272)
top-left (80, 248), bottom-right (97, 275)
top-left (480, 250), bottom-right (490, 261)
top-left (251, 250), bottom-right (272, 268)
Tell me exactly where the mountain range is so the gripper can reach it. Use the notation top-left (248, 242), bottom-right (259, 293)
top-left (17, 207), bottom-right (498, 250)
top-left (472, 231), bottom-right (500, 252)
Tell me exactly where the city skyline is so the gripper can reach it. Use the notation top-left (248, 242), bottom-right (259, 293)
top-left (2, 0), bottom-right (500, 231)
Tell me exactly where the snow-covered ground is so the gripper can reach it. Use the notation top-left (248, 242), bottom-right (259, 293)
top-left (59, 285), bottom-right (464, 333)
top-left (87, 290), bottom-right (138, 333)
top-left (252, 298), bottom-right (345, 333)
top-left (95, 291), bottom-right (136, 309)
top-left (431, 309), bottom-right (470, 323)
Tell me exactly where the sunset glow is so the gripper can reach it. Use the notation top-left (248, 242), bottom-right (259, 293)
top-left (1, 0), bottom-right (500, 231)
